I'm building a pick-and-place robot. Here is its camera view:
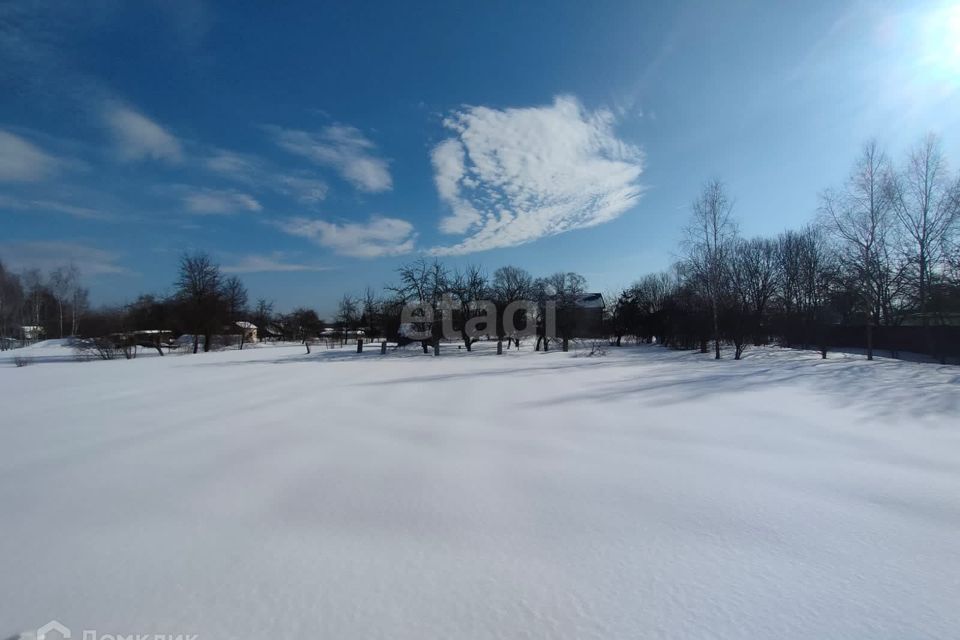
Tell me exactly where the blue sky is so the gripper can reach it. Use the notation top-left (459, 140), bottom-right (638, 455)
top-left (1, 0), bottom-right (958, 316)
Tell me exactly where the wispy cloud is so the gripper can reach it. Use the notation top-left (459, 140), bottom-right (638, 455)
top-left (0, 241), bottom-right (128, 275)
top-left (267, 124), bottom-right (392, 192)
top-left (0, 130), bottom-right (61, 181)
top-left (221, 253), bottom-right (334, 273)
top-left (0, 194), bottom-right (113, 220)
top-left (277, 215), bottom-right (415, 258)
top-left (204, 148), bottom-right (329, 205)
top-left (105, 103), bottom-right (183, 163)
top-left (274, 175), bottom-right (329, 204)
top-left (182, 188), bottom-right (262, 215)
top-left (204, 149), bottom-right (260, 179)
top-left (429, 95), bottom-right (644, 255)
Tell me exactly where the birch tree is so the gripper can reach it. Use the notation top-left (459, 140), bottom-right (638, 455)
top-left (889, 134), bottom-right (960, 351)
top-left (820, 141), bottom-right (893, 360)
top-left (684, 179), bottom-right (737, 359)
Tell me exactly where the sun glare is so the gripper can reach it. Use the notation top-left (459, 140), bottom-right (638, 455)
top-left (919, 3), bottom-right (960, 79)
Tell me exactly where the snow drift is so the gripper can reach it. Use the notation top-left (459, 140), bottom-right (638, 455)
top-left (1, 343), bottom-right (958, 639)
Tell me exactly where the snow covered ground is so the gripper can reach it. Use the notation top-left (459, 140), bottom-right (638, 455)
top-left (1, 341), bottom-right (959, 639)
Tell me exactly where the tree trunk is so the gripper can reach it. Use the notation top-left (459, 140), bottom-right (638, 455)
top-left (203, 332), bottom-right (212, 352)
top-left (357, 338), bottom-right (363, 353)
top-left (193, 335), bottom-right (199, 354)
top-left (562, 337), bottom-right (569, 352)
top-left (712, 300), bottom-right (721, 359)
top-left (919, 252), bottom-right (935, 360)
top-left (497, 339), bottom-right (503, 355)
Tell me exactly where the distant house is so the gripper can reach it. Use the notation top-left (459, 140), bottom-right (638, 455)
top-left (259, 324), bottom-right (283, 341)
top-left (21, 325), bottom-right (44, 341)
top-left (105, 329), bottom-right (174, 353)
top-left (125, 329), bottom-right (174, 345)
top-left (568, 293), bottom-right (605, 338)
top-left (901, 312), bottom-right (960, 327)
top-left (235, 321), bottom-right (258, 344)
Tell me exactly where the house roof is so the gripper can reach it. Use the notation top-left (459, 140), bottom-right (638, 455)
top-left (576, 293), bottom-right (605, 308)
top-left (235, 321), bottom-right (257, 329)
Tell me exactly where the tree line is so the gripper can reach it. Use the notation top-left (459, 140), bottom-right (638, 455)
top-left (610, 135), bottom-right (960, 362)
top-left (0, 263), bottom-right (89, 348)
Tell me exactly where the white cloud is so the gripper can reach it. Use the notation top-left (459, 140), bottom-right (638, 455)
top-left (183, 189), bottom-right (262, 215)
top-left (0, 241), bottom-right (128, 275)
top-left (105, 103), bottom-right (183, 163)
top-left (278, 215), bottom-right (416, 258)
top-left (267, 124), bottom-right (392, 192)
top-left (428, 95), bottom-right (644, 255)
top-left (0, 130), bottom-right (60, 181)
top-left (431, 138), bottom-right (482, 233)
top-left (221, 253), bottom-right (334, 274)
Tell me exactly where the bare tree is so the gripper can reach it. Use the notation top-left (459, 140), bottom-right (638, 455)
top-left (732, 237), bottom-right (779, 346)
top-left (222, 275), bottom-right (249, 349)
top-left (252, 299), bottom-right (274, 337)
top-left (535, 271), bottom-right (587, 352)
top-left (726, 250), bottom-right (751, 360)
top-left (684, 179), bottom-right (738, 358)
top-left (820, 141), bottom-right (894, 360)
top-left (175, 252), bottom-right (224, 353)
top-left (0, 260), bottom-right (24, 349)
top-left (389, 258), bottom-right (450, 355)
top-left (70, 286), bottom-right (89, 336)
top-left (21, 269), bottom-right (45, 330)
top-left (631, 272), bottom-right (674, 344)
top-left (609, 288), bottom-right (637, 347)
top-left (336, 294), bottom-right (360, 345)
top-left (888, 134), bottom-right (960, 354)
top-left (491, 265), bottom-right (533, 352)
top-left (48, 264), bottom-right (80, 338)
top-left (289, 307), bottom-right (323, 345)
top-left (450, 265), bottom-right (489, 351)
top-left (360, 286), bottom-right (381, 338)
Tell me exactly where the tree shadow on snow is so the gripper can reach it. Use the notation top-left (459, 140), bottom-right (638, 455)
top-left (525, 345), bottom-right (959, 423)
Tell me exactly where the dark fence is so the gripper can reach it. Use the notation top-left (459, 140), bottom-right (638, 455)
top-left (801, 325), bottom-right (960, 360)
